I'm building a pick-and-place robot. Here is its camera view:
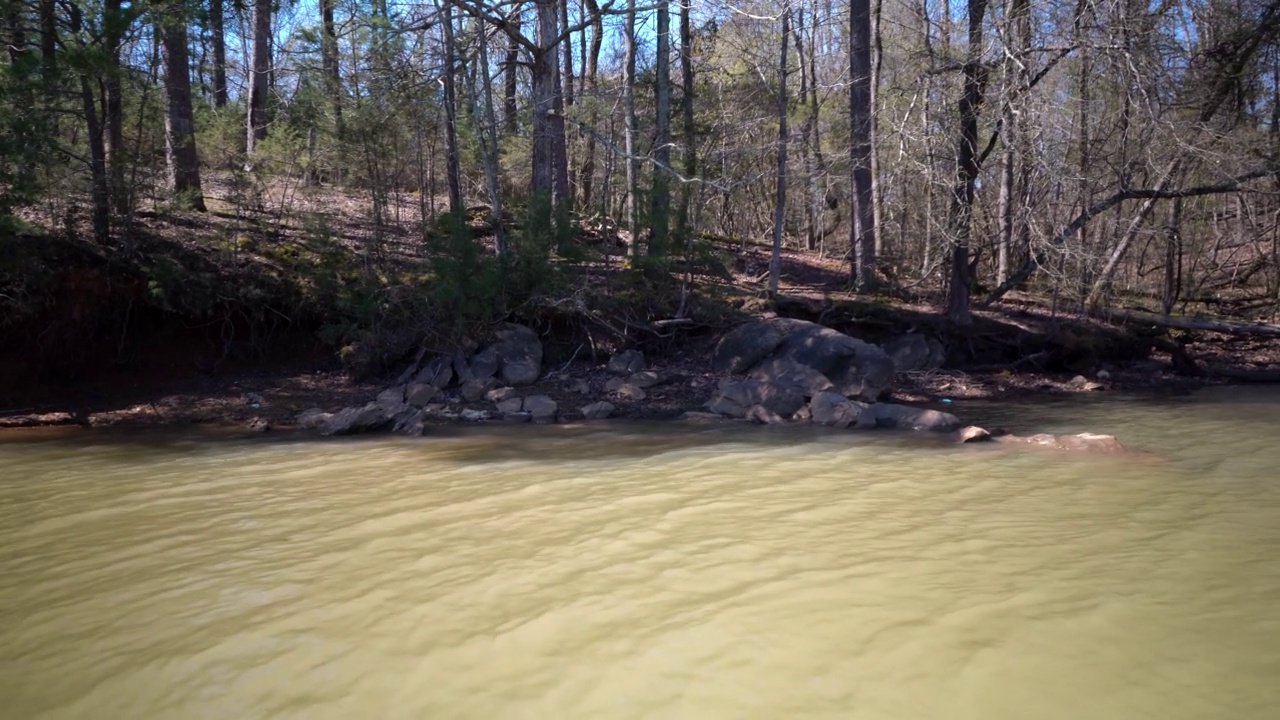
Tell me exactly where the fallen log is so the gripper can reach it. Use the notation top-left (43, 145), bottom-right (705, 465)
top-left (1095, 307), bottom-right (1280, 338)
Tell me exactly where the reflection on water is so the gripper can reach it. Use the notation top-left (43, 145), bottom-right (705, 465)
top-left (2, 387), bottom-right (1279, 719)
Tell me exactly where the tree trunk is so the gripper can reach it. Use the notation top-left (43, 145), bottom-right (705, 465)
top-left (944, 0), bottom-right (989, 325)
top-left (769, 8), bottom-right (791, 296)
top-left (647, 0), bottom-right (671, 256)
top-left (472, 11), bottom-right (507, 255)
top-left (504, 8), bottom-right (520, 135)
top-left (69, 4), bottom-right (110, 242)
top-left (1162, 197), bottom-right (1183, 315)
top-left (441, 0), bottom-right (463, 216)
top-left (246, 0), bottom-right (272, 155)
top-left (159, 2), bottom-right (206, 211)
top-left (623, 0), bottom-right (639, 256)
top-left (103, 0), bottom-right (126, 215)
top-left (579, 0), bottom-right (603, 210)
top-left (210, 0), bottom-right (228, 107)
top-left (674, 0), bottom-right (696, 245)
top-left (850, 0), bottom-right (876, 289)
top-left (320, 0), bottom-right (342, 135)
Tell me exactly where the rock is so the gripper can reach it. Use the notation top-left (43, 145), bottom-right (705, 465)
top-left (460, 408), bottom-right (490, 421)
top-left (500, 411), bottom-right (532, 423)
top-left (953, 425), bottom-right (993, 443)
top-left (460, 378), bottom-right (497, 402)
top-left (451, 351), bottom-right (475, 384)
top-left (706, 395), bottom-right (748, 418)
top-left (376, 386), bottom-right (407, 414)
top-left (569, 379), bottom-right (591, 394)
top-left (605, 376), bottom-right (627, 392)
top-left (495, 397), bottom-right (525, 414)
top-left (406, 383), bottom-right (439, 407)
top-left (883, 333), bottom-right (946, 374)
top-left (745, 404), bottom-right (787, 425)
top-left (422, 403), bottom-right (446, 416)
top-left (681, 411), bottom-right (728, 422)
top-left (748, 358), bottom-right (834, 397)
top-left (615, 383), bottom-right (647, 401)
top-left (415, 356), bottom-right (454, 388)
top-left (869, 403), bottom-right (961, 431)
top-left (523, 394), bottom-right (558, 423)
top-left (469, 345), bottom-right (501, 382)
top-left (580, 401), bottom-right (616, 420)
top-left (629, 370), bottom-right (666, 388)
top-left (245, 417), bottom-right (271, 433)
top-left (392, 408), bottom-right (426, 435)
top-left (486, 386), bottom-right (517, 402)
top-left (607, 349), bottom-right (645, 375)
top-left (808, 391), bottom-right (861, 428)
top-left (296, 408), bottom-right (332, 429)
top-left (319, 403), bottom-right (393, 436)
top-left (713, 320), bottom-right (790, 373)
top-left (792, 405), bottom-right (812, 423)
top-left (996, 432), bottom-right (1126, 453)
top-left (1096, 369), bottom-right (1112, 381)
top-left (395, 357), bottom-right (422, 385)
top-left (715, 378), bottom-right (806, 417)
top-left (487, 323), bottom-right (543, 387)
top-left (1070, 375), bottom-right (1104, 391)
top-left (718, 318), bottom-right (894, 401)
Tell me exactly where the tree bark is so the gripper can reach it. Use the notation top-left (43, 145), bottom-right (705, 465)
top-left (504, 8), bottom-right (521, 136)
top-left (850, 0), bottom-right (876, 289)
top-left (246, 0), bottom-right (272, 155)
top-left (320, 0), bottom-right (342, 134)
top-left (210, 0), bottom-right (228, 107)
top-left (102, 0), bottom-right (127, 214)
top-left (578, 0), bottom-right (603, 210)
top-left (647, 0), bottom-right (671, 256)
top-left (769, 7), bottom-right (791, 296)
top-left (158, 1), bottom-right (206, 211)
top-left (623, 0), bottom-right (639, 256)
top-left (674, 0), bottom-right (696, 245)
top-left (441, 0), bottom-right (463, 216)
top-left (944, 0), bottom-right (989, 325)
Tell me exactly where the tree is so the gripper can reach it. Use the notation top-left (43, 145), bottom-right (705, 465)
top-left (849, 0), bottom-right (875, 289)
top-left (158, 0), bottom-right (206, 210)
top-left (944, 0), bottom-right (989, 325)
top-left (769, 5), bottom-right (791, 295)
top-left (647, 0), bottom-right (672, 256)
top-left (247, 0), bottom-right (272, 155)
top-left (210, 0), bottom-right (228, 107)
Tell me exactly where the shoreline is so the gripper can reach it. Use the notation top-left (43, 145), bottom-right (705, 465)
top-left (0, 356), bottom-right (1234, 434)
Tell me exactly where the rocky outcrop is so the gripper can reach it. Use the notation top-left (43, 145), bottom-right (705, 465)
top-left (492, 324), bottom-right (543, 386)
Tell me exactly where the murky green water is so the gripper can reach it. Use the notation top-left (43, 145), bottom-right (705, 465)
top-left (2, 387), bottom-right (1279, 719)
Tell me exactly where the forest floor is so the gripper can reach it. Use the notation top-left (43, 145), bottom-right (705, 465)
top-left (4, 178), bottom-right (1280, 430)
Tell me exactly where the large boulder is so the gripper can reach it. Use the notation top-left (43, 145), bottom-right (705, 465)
top-left (492, 323), bottom-right (543, 386)
top-left (712, 319), bottom-right (790, 374)
top-left (883, 333), bottom-right (946, 374)
top-left (714, 318), bottom-right (894, 402)
top-left (748, 358), bottom-right (834, 397)
top-left (714, 378), bottom-right (807, 417)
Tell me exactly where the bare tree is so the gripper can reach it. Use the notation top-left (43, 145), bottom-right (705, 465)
top-left (246, 0), bottom-right (272, 155)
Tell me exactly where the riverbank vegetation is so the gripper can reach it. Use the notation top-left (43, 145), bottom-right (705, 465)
top-left (5, 0), bottom-right (1280, 423)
